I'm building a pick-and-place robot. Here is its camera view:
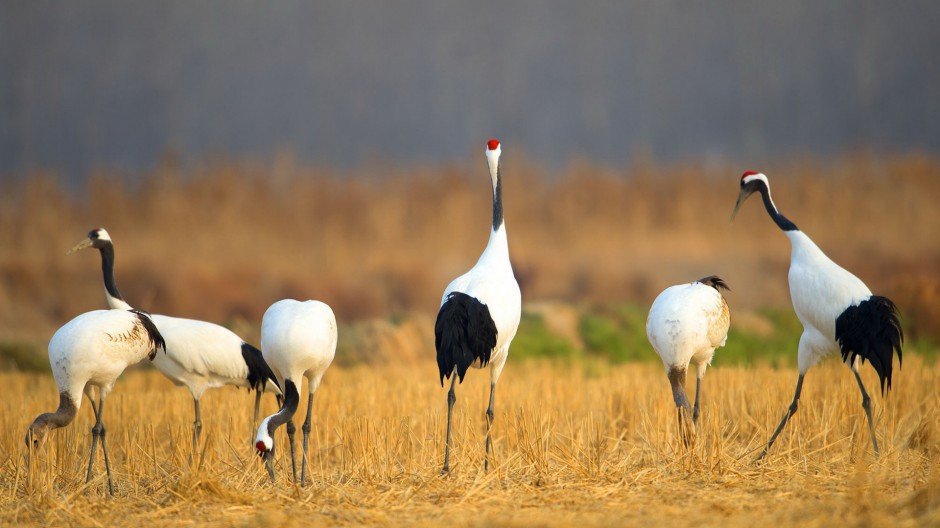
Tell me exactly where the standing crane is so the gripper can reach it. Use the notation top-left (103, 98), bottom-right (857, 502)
top-left (254, 299), bottom-right (337, 486)
top-left (436, 139), bottom-right (522, 474)
top-left (69, 228), bottom-right (281, 451)
top-left (731, 171), bottom-right (903, 460)
top-left (647, 276), bottom-right (730, 444)
top-left (26, 309), bottom-right (166, 495)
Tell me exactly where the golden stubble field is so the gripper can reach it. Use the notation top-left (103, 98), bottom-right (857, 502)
top-left (1, 357), bottom-right (938, 527)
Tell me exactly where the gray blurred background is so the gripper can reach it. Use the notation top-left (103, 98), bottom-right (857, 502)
top-left (3, 0), bottom-right (939, 182)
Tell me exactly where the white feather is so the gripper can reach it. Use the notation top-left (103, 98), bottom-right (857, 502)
top-left (646, 281), bottom-right (730, 379)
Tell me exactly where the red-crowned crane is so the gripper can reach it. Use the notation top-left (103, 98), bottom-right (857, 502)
top-left (647, 276), bottom-right (730, 444)
top-left (436, 139), bottom-right (522, 474)
top-left (69, 228), bottom-right (281, 451)
top-left (26, 309), bottom-right (165, 495)
top-left (731, 171), bottom-right (903, 460)
top-left (254, 299), bottom-right (337, 486)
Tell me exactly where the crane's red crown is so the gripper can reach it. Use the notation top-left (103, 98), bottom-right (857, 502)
top-left (741, 170), bottom-right (760, 181)
top-left (256, 440), bottom-right (266, 453)
top-left (487, 139), bottom-right (500, 151)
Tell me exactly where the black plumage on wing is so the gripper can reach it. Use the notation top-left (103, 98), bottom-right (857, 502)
top-left (836, 295), bottom-right (904, 393)
top-left (435, 292), bottom-right (498, 386)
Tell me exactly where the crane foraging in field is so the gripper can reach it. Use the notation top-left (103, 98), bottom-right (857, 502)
top-left (646, 276), bottom-right (730, 444)
top-left (69, 228), bottom-right (281, 452)
top-left (26, 309), bottom-right (166, 495)
top-left (731, 171), bottom-right (903, 461)
top-left (436, 139), bottom-right (522, 474)
top-left (254, 299), bottom-right (337, 486)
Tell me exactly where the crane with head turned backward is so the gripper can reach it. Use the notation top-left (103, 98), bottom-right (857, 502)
top-left (27, 309), bottom-right (166, 495)
top-left (69, 228), bottom-right (282, 452)
top-left (254, 299), bottom-right (337, 485)
top-left (647, 276), bottom-right (730, 444)
top-left (731, 171), bottom-right (903, 461)
top-left (435, 139), bottom-right (522, 474)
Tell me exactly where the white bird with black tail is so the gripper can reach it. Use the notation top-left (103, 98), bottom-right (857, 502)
top-left (436, 139), bottom-right (522, 474)
top-left (647, 276), bottom-right (730, 444)
top-left (731, 171), bottom-right (903, 461)
top-left (27, 309), bottom-right (166, 495)
top-left (254, 299), bottom-right (337, 486)
top-left (69, 228), bottom-right (282, 451)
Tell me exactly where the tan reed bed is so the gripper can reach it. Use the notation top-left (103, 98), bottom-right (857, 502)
top-left (0, 356), bottom-right (937, 526)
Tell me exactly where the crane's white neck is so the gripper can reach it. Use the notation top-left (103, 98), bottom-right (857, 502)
top-left (480, 222), bottom-right (511, 266)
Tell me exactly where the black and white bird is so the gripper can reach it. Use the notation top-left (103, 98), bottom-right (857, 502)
top-left (646, 276), bottom-right (730, 443)
top-left (731, 171), bottom-right (903, 460)
top-left (254, 299), bottom-right (337, 485)
top-left (27, 309), bottom-right (166, 495)
top-left (69, 228), bottom-right (281, 451)
top-left (435, 139), bottom-right (522, 474)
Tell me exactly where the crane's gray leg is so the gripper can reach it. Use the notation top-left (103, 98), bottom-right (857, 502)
top-left (442, 371), bottom-right (458, 474)
top-left (85, 394), bottom-right (100, 485)
top-left (192, 398), bottom-right (202, 454)
top-left (853, 370), bottom-right (879, 456)
top-left (97, 396), bottom-right (114, 496)
top-left (755, 374), bottom-right (805, 462)
top-left (668, 367), bottom-right (693, 446)
top-left (285, 419), bottom-right (297, 483)
top-left (85, 394), bottom-right (114, 495)
top-left (300, 393), bottom-right (314, 486)
top-left (484, 382), bottom-right (496, 472)
top-left (253, 390), bottom-right (262, 427)
top-left (692, 376), bottom-right (703, 426)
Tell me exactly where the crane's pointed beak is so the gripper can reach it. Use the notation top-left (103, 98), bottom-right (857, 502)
top-left (730, 187), bottom-right (750, 222)
top-left (67, 237), bottom-right (94, 255)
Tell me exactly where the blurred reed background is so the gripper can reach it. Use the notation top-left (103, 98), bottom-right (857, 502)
top-left (1, 151), bottom-right (937, 360)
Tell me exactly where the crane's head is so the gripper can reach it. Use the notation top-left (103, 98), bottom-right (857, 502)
top-left (254, 416), bottom-right (275, 456)
top-left (485, 138), bottom-right (501, 186)
top-left (67, 227), bottom-right (113, 255)
top-left (731, 171), bottom-right (769, 221)
top-left (25, 420), bottom-right (51, 449)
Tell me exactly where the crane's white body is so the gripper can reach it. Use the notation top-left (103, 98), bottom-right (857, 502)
top-left (647, 281), bottom-right (729, 379)
top-left (147, 314), bottom-right (277, 399)
top-left (106, 291), bottom-right (279, 398)
top-left (785, 230), bottom-right (872, 373)
top-left (441, 224), bottom-right (521, 383)
top-left (259, 299), bottom-right (337, 395)
top-left (49, 309), bottom-right (160, 408)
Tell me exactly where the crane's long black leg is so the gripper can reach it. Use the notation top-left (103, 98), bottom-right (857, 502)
top-left (301, 392), bottom-right (314, 486)
top-left (85, 393), bottom-right (101, 486)
top-left (692, 376), bottom-right (703, 426)
top-left (442, 371), bottom-right (458, 475)
top-left (97, 396), bottom-right (114, 496)
top-left (853, 369), bottom-right (879, 456)
top-left (192, 398), bottom-right (202, 454)
top-left (669, 367), bottom-right (693, 447)
top-left (755, 374), bottom-right (805, 462)
top-left (484, 382), bottom-right (496, 472)
top-left (286, 419), bottom-right (297, 483)
top-left (253, 390), bottom-right (262, 428)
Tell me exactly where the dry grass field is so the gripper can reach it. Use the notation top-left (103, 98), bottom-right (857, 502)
top-left (1, 357), bottom-right (938, 527)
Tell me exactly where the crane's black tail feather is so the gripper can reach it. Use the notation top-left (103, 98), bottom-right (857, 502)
top-left (696, 275), bottom-right (730, 292)
top-left (836, 295), bottom-right (904, 394)
top-left (435, 292), bottom-right (498, 386)
top-left (242, 343), bottom-right (281, 392)
top-left (131, 309), bottom-right (166, 360)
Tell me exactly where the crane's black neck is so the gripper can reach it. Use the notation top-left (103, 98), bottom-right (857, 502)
top-left (757, 184), bottom-right (798, 232)
top-left (98, 244), bottom-right (127, 304)
top-left (267, 378), bottom-right (299, 434)
top-left (492, 167), bottom-right (504, 231)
